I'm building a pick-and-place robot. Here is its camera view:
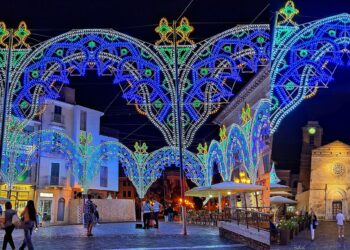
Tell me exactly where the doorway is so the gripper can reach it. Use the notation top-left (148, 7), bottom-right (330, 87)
top-left (332, 201), bottom-right (342, 220)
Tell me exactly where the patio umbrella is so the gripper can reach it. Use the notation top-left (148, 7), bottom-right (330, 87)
top-left (185, 182), bottom-right (264, 212)
top-left (270, 183), bottom-right (291, 191)
top-left (270, 196), bottom-right (296, 204)
top-left (210, 181), bottom-right (264, 193)
top-left (210, 181), bottom-right (264, 212)
top-left (184, 186), bottom-right (219, 198)
top-left (270, 191), bottom-right (293, 197)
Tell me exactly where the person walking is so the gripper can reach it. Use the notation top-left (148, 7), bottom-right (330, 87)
top-left (167, 204), bottom-right (174, 222)
top-left (2, 201), bottom-right (17, 250)
top-left (94, 205), bottom-right (100, 225)
top-left (164, 205), bottom-right (169, 222)
top-left (84, 194), bottom-right (96, 236)
top-left (308, 208), bottom-right (318, 241)
top-left (151, 199), bottom-right (162, 228)
top-left (142, 199), bottom-right (152, 229)
top-left (19, 200), bottom-right (38, 250)
top-left (336, 209), bottom-right (345, 239)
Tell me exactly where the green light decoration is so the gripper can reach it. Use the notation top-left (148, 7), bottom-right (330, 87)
top-left (269, 162), bottom-right (281, 185)
top-left (308, 127), bottom-right (316, 135)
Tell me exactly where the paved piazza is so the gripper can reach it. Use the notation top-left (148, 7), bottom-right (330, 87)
top-left (1, 222), bottom-right (251, 250)
top-left (272, 221), bottom-right (350, 250)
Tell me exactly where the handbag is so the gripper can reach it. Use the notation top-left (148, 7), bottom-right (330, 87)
top-left (12, 213), bottom-right (20, 225)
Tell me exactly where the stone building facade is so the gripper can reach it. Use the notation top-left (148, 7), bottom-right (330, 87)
top-left (308, 140), bottom-right (350, 220)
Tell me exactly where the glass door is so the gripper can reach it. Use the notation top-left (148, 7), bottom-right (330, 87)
top-left (39, 200), bottom-right (52, 222)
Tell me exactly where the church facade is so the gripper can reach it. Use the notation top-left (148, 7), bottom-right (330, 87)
top-left (308, 140), bottom-right (350, 220)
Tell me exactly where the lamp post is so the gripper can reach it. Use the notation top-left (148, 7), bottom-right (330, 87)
top-left (173, 20), bottom-right (187, 235)
top-left (0, 29), bottom-right (13, 198)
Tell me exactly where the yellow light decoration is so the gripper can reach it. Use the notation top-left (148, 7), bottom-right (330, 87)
top-left (175, 17), bottom-right (194, 45)
top-left (278, 0), bottom-right (299, 26)
top-left (13, 21), bottom-right (31, 48)
top-left (0, 21), bottom-right (10, 48)
top-left (155, 18), bottom-right (173, 45)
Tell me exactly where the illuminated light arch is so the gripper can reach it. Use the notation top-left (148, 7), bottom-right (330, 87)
top-left (202, 98), bottom-right (270, 184)
top-left (226, 124), bottom-right (251, 179)
top-left (270, 2), bottom-right (350, 132)
top-left (181, 24), bottom-right (270, 147)
top-left (141, 146), bottom-right (205, 198)
top-left (206, 140), bottom-right (226, 182)
top-left (250, 99), bottom-right (270, 167)
top-left (3, 20), bottom-right (270, 148)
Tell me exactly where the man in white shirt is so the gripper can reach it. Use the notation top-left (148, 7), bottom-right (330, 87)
top-left (151, 199), bottom-right (162, 228)
top-left (142, 200), bottom-right (152, 229)
top-left (336, 210), bottom-right (345, 238)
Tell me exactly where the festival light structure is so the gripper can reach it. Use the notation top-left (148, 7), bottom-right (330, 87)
top-left (0, 19), bottom-right (271, 204)
top-left (197, 99), bottom-right (270, 184)
top-left (0, 19), bottom-right (269, 149)
top-left (0, 116), bottom-right (34, 197)
top-left (269, 162), bottom-right (281, 185)
top-left (270, 0), bottom-right (350, 133)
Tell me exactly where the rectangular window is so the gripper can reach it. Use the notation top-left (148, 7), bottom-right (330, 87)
top-left (100, 166), bottom-right (108, 187)
top-left (50, 163), bottom-right (60, 185)
top-left (54, 106), bottom-right (62, 115)
top-left (123, 191), bottom-right (126, 197)
top-left (80, 111), bottom-right (87, 131)
top-left (128, 191), bottom-right (131, 197)
top-left (123, 181), bottom-right (127, 186)
top-left (310, 135), bottom-right (315, 146)
top-left (53, 106), bottom-right (63, 123)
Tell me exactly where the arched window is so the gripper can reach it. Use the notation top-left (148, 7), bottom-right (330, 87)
top-left (57, 198), bottom-right (65, 221)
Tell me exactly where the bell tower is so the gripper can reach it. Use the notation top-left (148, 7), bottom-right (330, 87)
top-left (298, 121), bottom-right (323, 192)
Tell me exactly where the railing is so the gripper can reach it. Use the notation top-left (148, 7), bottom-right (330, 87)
top-left (40, 175), bottom-right (67, 187)
top-left (187, 207), bottom-right (271, 232)
top-left (51, 113), bottom-right (64, 124)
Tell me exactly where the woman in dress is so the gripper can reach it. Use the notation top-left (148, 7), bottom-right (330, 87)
top-left (308, 208), bottom-right (318, 241)
top-left (19, 200), bottom-right (38, 250)
top-left (2, 201), bottom-right (17, 250)
top-left (84, 194), bottom-right (96, 236)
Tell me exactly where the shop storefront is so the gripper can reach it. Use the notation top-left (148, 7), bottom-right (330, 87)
top-left (38, 192), bottom-right (54, 222)
top-left (0, 184), bottom-right (34, 214)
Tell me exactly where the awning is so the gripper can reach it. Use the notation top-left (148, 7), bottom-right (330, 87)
top-left (270, 195), bottom-right (296, 204)
top-left (270, 191), bottom-right (293, 197)
top-left (270, 183), bottom-right (291, 191)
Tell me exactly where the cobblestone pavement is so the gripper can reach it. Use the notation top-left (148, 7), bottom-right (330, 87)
top-left (272, 221), bottom-right (350, 250)
top-left (0, 222), bottom-right (251, 250)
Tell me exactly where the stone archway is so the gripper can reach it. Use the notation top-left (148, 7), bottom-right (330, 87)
top-left (326, 188), bottom-right (348, 220)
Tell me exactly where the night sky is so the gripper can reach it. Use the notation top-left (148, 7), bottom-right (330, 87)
top-left (6, 0), bottom-right (350, 173)
top-left (270, 0), bottom-right (350, 172)
top-left (0, 0), bottom-right (269, 152)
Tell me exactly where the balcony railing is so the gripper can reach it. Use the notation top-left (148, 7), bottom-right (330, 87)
top-left (187, 207), bottom-right (271, 232)
top-left (51, 113), bottom-right (65, 124)
top-left (40, 176), bottom-right (67, 187)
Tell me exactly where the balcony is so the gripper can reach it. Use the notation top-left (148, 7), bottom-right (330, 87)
top-left (40, 176), bottom-right (68, 188)
top-left (50, 113), bottom-right (65, 128)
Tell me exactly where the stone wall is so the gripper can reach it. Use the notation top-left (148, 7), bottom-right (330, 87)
top-left (69, 199), bottom-right (136, 224)
top-left (296, 190), bottom-right (310, 213)
top-left (218, 221), bottom-right (269, 250)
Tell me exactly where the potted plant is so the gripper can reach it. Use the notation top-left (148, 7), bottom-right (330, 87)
top-left (290, 218), bottom-right (299, 236)
top-left (278, 220), bottom-right (290, 245)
